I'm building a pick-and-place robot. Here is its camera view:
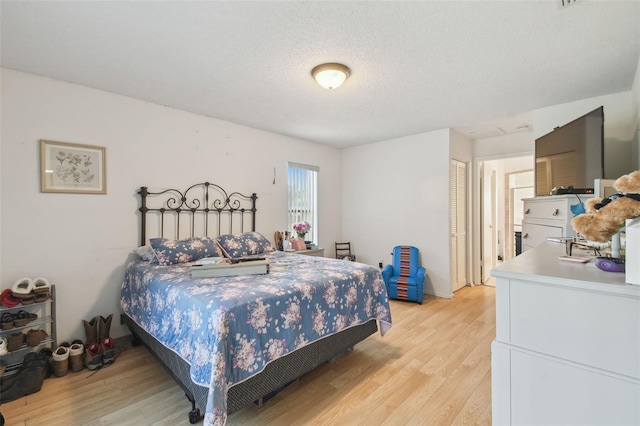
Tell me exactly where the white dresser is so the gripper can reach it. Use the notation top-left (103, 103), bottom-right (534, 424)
top-left (521, 194), bottom-right (594, 252)
top-left (491, 242), bottom-right (640, 425)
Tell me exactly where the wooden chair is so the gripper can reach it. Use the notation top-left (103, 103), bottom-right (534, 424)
top-left (335, 242), bottom-right (356, 261)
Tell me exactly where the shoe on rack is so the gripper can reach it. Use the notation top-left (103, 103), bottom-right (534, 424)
top-left (1, 313), bottom-right (14, 330)
top-left (26, 329), bottom-right (48, 347)
top-left (84, 343), bottom-right (102, 370)
top-left (34, 291), bottom-right (51, 303)
top-left (0, 289), bottom-right (20, 308)
top-left (13, 310), bottom-right (38, 327)
top-left (0, 338), bottom-right (7, 356)
top-left (32, 278), bottom-right (51, 294)
top-left (7, 332), bottom-right (25, 352)
top-left (51, 346), bottom-right (69, 377)
top-left (11, 278), bottom-right (34, 297)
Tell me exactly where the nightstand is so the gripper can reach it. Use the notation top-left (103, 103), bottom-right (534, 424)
top-left (296, 248), bottom-right (325, 257)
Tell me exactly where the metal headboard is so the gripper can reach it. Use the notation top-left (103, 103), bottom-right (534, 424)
top-left (138, 182), bottom-right (257, 246)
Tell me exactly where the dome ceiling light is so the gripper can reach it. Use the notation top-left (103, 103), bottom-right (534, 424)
top-left (311, 63), bottom-right (350, 90)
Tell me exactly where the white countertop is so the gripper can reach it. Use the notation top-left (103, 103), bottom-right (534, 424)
top-left (491, 242), bottom-right (640, 297)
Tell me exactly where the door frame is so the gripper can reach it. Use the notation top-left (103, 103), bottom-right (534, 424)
top-left (472, 152), bottom-right (533, 285)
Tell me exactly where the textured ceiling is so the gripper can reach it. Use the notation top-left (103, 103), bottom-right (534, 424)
top-left (1, 1), bottom-right (639, 148)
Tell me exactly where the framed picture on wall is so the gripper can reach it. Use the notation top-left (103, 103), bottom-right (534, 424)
top-left (40, 140), bottom-right (106, 194)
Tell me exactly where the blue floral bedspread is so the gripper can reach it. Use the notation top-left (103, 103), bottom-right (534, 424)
top-left (120, 251), bottom-right (392, 425)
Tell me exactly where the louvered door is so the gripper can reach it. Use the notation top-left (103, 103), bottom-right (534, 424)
top-left (450, 160), bottom-right (467, 292)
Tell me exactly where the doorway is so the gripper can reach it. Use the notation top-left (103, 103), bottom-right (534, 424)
top-left (478, 155), bottom-right (534, 284)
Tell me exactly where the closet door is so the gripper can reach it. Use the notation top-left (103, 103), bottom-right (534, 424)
top-left (450, 160), bottom-right (467, 292)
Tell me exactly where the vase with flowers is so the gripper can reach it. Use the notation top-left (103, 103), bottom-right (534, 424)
top-left (293, 221), bottom-right (311, 240)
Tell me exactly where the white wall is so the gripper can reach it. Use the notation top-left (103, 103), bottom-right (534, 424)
top-left (341, 128), bottom-right (465, 299)
top-left (0, 68), bottom-right (343, 343)
top-left (473, 131), bottom-right (534, 159)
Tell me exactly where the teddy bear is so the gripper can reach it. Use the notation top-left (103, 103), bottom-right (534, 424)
top-left (571, 170), bottom-right (640, 242)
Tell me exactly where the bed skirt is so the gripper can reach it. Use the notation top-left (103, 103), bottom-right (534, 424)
top-left (122, 313), bottom-right (378, 414)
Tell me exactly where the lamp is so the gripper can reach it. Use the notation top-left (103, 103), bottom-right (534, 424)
top-left (311, 63), bottom-right (350, 90)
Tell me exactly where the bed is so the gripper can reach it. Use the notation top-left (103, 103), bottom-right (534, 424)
top-left (120, 182), bottom-right (392, 425)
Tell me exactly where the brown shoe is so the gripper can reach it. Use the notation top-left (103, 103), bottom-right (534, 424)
top-left (26, 329), bottom-right (48, 347)
top-left (51, 346), bottom-right (69, 377)
top-left (69, 342), bottom-right (84, 372)
top-left (83, 316), bottom-right (99, 346)
top-left (7, 332), bottom-right (25, 352)
top-left (98, 314), bottom-right (112, 341)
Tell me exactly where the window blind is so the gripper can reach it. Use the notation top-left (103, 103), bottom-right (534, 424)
top-left (288, 163), bottom-right (318, 242)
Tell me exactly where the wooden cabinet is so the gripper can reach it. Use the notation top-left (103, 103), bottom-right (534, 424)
top-left (491, 244), bottom-right (640, 425)
top-left (521, 194), bottom-right (593, 252)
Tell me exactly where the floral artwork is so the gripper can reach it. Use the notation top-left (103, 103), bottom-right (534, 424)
top-left (54, 150), bottom-right (95, 184)
top-left (40, 140), bottom-right (106, 194)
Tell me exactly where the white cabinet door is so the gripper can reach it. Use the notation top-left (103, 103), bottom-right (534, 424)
top-left (450, 160), bottom-right (467, 292)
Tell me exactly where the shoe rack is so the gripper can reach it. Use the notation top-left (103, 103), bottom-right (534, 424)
top-left (0, 285), bottom-right (57, 377)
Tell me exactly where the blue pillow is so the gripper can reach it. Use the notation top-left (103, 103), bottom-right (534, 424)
top-left (216, 232), bottom-right (274, 259)
top-left (149, 237), bottom-right (223, 266)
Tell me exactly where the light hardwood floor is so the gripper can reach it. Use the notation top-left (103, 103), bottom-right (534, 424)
top-left (2, 285), bottom-right (495, 425)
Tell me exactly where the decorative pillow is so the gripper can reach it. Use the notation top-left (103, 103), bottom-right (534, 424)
top-left (149, 237), bottom-right (223, 266)
top-left (216, 232), bottom-right (275, 259)
top-left (135, 245), bottom-right (158, 263)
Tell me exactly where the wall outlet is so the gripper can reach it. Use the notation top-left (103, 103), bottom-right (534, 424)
top-left (378, 261), bottom-right (383, 269)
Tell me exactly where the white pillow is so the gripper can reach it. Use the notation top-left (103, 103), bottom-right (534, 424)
top-left (135, 245), bottom-right (158, 262)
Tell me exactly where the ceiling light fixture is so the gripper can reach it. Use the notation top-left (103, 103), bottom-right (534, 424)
top-left (311, 63), bottom-right (350, 90)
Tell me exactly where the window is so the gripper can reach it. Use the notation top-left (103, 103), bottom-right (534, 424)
top-left (288, 163), bottom-right (318, 242)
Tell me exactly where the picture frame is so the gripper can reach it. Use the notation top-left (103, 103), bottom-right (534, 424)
top-left (40, 140), bottom-right (106, 194)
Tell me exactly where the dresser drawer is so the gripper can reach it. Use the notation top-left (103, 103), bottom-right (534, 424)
top-left (523, 199), bottom-right (568, 220)
top-left (521, 222), bottom-right (562, 248)
top-left (508, 279), bottom-right (640, 378)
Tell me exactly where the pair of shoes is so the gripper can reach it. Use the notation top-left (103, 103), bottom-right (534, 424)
top-left (12, 278), bottom-right (50, 296)
top-left (51, 340), bottom-right (84, 376)
top-left (15, 310), bottom-right (39, 327)
top-left (82, 314), bottom-right (112, 346)
top-left (10, 278), bottom-right (51, 304)
top-left (83, 315), bottom-right (115, 369)
top-left (0, 352), bottom-right (48, 403)
top-left (1, 311), bottom-right (39, 330)
top-left (83, 337), bottom-right (115, 370)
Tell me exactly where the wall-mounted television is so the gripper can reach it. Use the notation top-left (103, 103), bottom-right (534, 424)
top-left (535, 106), bottom-right (604, 196)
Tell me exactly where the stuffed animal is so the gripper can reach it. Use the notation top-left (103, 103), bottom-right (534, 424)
top-left (571, 170), bottom-right (640, 242)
